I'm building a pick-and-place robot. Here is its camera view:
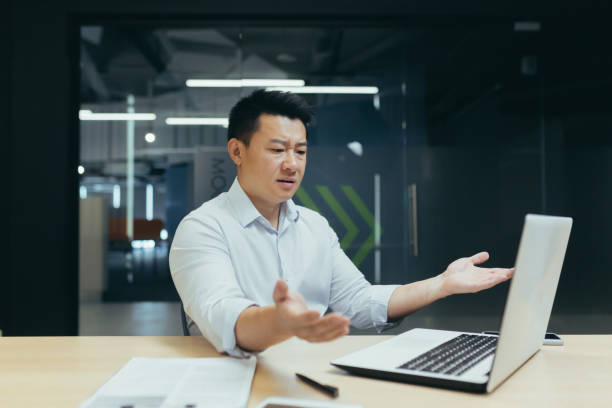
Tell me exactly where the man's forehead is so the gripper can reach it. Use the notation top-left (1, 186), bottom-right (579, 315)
top-left (259, 114), bottom-right (305, 130)
top-left (254, 114), bottom-right (307, 144)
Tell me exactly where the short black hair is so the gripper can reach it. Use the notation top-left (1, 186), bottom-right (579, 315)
top-left (227, 89), bottom-right (313, 146)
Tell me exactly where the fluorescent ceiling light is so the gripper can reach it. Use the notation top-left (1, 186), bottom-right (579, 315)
top-left (165, 117), bottom-right (229, 127)
top-left (146, 184), bottom-right (154, 221)
top-left (79, 111), bottom-right (156, 121)
top-left (514, 21), bottom-right (541, 32)
top-left (186, 79), bottom-right (305, 87)
top-left (113, 185), bottom-right (121, 209)
top-left (266, 86), bottom-right (379, 94)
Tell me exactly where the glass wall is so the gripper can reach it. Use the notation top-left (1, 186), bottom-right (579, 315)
top-left (78, 20), bottom-right (612, 331)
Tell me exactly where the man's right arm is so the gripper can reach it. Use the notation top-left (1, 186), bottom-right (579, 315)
top-left (170, 215), bottom-right (259, 357)
top-left (235, 280), bottom-right (350, 352)
top-left (171, 216), bottom-right (349, 355)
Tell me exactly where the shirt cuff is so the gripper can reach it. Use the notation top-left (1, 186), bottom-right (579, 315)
top-left (369, 284), bottom-right (402, 333)
top-left (209, 298), bottom-right (259, 358)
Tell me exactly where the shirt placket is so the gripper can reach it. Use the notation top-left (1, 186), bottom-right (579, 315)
top-left (277, 209), bottom-right (291, 284)
top-left (276, 232), bottom-right (289, 284)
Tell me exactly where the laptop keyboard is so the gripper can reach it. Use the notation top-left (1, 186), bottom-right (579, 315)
top-left (397, 334), bottom-right (497, 376)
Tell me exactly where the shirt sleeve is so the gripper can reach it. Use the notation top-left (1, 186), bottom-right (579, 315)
top-left (169, 214), bottom-right (257, 358)
top-left (325, 223), bottom-right (401, 332)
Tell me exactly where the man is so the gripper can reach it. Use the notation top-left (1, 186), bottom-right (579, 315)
top-left (169, 90), bottom-right (513, 357)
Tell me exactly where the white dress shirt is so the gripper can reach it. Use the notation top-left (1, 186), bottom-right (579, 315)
top-left (169, 178), bottom-right (400, 357)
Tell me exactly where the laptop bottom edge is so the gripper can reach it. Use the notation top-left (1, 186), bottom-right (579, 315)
top-left (331, 363), bottom-right (488, 394)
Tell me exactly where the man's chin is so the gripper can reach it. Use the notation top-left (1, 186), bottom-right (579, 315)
top-left (274, 185), bottom-right (299, 201)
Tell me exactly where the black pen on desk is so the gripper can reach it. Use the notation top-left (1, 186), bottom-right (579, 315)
top-left (295, 373), bottom-right (339, 398)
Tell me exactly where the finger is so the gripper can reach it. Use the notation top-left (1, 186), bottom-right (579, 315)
top-left (488, 267), bottom-right (514, 280)
top-left (273, 279), bottom-right (289, 304)
top-left (284, 310), bottom-right (320, 337)
top-left (472, 268), bottom-right (513, 292)
top-left (470, 251), bottom-right (489, 265)
top-left (295, 314), bottom-right (348, 339)
top-left (301, 318), bottom-right (350, 342)
top-left (306, 315), bottom-right (349, 338)
top-left (293, 310), bottom-right (321, 325)
top-left (303, 313), bottom-right (348, 329)
top-left (323, 323), bottom-right (351, 341)
top-left (309, 325), bottom-right (350, 343)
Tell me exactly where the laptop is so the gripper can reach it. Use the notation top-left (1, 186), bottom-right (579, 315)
top-left (331, 214), bottom-right (572, 393)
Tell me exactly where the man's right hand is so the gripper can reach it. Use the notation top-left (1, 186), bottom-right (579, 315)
top-left (273, 279), bottom-right (350, 342)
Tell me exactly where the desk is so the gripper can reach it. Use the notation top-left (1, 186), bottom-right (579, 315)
top-left (0, 335), bottom-right (611, 407)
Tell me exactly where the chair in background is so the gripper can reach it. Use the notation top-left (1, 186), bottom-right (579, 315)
top-left (180, 302), bottom-right (190, 336)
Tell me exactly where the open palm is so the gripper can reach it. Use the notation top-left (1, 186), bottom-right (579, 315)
top-left (440, 252), bottom-right (514, 297)
top-left (273, 280), bottom-right (350, 342)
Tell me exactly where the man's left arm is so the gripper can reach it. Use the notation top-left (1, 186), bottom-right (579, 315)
top-left (387, 251), bottom-right (513, 320)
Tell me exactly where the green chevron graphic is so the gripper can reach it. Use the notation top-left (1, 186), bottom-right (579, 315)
top-left (295, 187), bottom-right (321, 214)
top-left (294, 185), bottom-right (381, 267)
top-left (342, 186), bottom-right (382, 267)
top-left (316, 185), bottom-right (359, 250)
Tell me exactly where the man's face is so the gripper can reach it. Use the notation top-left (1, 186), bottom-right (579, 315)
top-left (234, 113), bottom-right (307, 209)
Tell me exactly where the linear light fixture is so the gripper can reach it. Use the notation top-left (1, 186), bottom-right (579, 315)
top-left (266, 86), bottom-right (379, 94)
top-left (113, 184), bottom-right (121, 209)
top-left (165, 117), bottom-right (229, 127)
top-left (79, 110), bottom-right (156, 121)
top-left (146, 184), bottom-right (154, 221)
top-left (186, 79), bottom-right (305, 88)
top-left (514, 21), bottom-right (541, 32)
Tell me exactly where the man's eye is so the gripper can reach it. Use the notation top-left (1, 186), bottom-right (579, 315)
top-left (297, 150), bottom-right (307, 155)
top-left (271, 148), bottom-right (284, 153)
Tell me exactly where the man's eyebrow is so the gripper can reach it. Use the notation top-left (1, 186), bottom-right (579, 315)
top-left (268, 138), bottom-right (308, 146)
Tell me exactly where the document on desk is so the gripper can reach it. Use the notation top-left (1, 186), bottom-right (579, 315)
top-left (79, 356), bottom-right (256, 408)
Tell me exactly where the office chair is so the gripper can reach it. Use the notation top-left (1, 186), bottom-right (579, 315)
top-left (179, 302), bottom-right (190, 336)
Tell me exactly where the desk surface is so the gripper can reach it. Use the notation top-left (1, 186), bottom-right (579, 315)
top-left (1, 335), bottom-right (611, 407)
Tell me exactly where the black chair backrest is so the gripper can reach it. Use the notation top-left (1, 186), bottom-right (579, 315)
top-left (180, 302), bottom-right (190, 336)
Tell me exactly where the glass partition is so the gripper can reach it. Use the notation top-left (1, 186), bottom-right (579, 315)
top-left (78, 20), bottom-right (612, 334)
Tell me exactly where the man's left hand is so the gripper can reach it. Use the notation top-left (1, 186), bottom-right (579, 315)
top-left (438, 251), bottom-right (514, 298)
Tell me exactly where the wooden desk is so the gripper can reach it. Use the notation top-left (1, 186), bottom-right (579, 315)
top-left (0, 335), bottom-right (611, 407)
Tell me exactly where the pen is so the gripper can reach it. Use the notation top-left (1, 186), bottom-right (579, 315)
top-left (295, 373), bottom-right (339, 398)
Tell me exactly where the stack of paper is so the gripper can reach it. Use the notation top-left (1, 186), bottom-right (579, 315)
top-left (80, 356), bottom-right (256, 408)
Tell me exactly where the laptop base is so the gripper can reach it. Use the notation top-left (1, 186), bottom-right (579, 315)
top-left (331, 362), bottom-right (488, 393)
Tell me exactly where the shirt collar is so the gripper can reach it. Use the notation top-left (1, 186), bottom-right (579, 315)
top-left (227, 178), bottom-right (300, 228)
top-left (285, 197), bottom-right (300, 223)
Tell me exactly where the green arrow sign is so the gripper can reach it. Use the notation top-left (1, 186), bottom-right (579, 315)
top-left (295, 185), bottom-right (381, 267)
top-left (316, 185), bottom-right (359, 250)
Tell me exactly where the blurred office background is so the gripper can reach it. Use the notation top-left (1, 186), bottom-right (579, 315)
top-left (2, 1), bottom-right (611, 337)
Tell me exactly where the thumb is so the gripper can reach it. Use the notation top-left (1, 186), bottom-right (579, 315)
top-left (273, 279), bottom-right (289, 304)
top-left (470, 251), bottom-right (489, 265)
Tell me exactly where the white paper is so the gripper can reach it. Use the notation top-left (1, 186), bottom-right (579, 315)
top-left (256, 397), bottom-right (362, 408)
top-left (80, 356), bottom-right (257, 408)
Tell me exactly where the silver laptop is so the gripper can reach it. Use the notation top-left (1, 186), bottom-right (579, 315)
top-left (331, 214), bottom-right (572, 393)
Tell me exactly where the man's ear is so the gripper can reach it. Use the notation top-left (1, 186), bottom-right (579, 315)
top-left (227, 138), bottom-right (244, 166)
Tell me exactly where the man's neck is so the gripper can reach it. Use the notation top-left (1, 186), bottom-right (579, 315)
top-left (254, 201), bottom-right (281, 230)
top-left (237, 178), bottom-right (281, 230)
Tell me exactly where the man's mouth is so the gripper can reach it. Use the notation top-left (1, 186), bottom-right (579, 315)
top-left (277, 179), bottom-right (296, 187)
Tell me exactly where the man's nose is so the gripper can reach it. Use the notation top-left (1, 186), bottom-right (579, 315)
top-left (282, 150), bottom-right (297, 170)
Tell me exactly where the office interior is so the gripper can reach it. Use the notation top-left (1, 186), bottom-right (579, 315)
top-left (2, 1), bottom-right (612, 339)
